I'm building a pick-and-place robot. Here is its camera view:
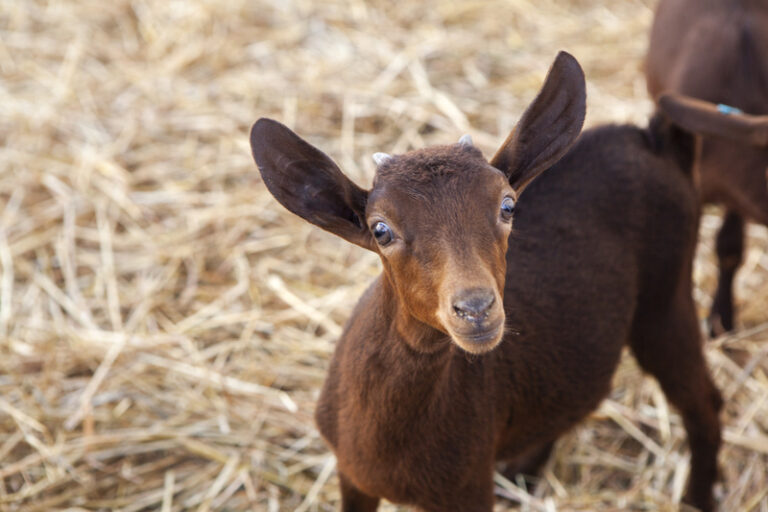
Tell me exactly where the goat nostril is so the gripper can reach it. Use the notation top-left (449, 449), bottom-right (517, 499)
top-left (452, 291), bottom-right (496, 320)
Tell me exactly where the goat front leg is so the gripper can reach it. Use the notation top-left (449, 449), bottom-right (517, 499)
top-left (339, 472), bottom-right (379, 512)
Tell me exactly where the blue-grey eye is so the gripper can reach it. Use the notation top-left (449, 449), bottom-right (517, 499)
top-left (372, 221), bottom-right (394, 245)
top-left (500, 197), bottom-right (515, 221)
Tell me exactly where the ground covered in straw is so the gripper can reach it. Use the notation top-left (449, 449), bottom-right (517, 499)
top-left (1, 0), bottom-right (767, 510)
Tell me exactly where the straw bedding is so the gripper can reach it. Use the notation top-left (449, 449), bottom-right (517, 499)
top-left (1, 0), bottom-right (767, 510)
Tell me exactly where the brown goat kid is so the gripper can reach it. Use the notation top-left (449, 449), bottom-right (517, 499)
top-left (646, 0), bottom-right (768, 336)
top-left (250, 53), bottom-right (722, 511)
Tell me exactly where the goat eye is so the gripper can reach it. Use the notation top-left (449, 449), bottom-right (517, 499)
top-left (500, 197), bottom-right (515, 221)
top-left (372, 221), bottom-right (394, 245)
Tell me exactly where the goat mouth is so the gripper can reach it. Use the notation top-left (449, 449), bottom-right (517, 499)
top-left (450, 320), bottom-right (505, 354)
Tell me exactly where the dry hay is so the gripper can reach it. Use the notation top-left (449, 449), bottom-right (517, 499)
top-left (1, 0), bottom-right (767, 510)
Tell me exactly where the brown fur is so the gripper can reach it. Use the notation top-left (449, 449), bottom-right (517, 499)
top-left (646, 0), bottom-right (768, 335)
top-left (250, 53), bottom-right (722, 511)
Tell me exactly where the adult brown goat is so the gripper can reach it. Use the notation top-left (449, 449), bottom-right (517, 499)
top-left (646, 0), bottom-right (768, 336)
top-left (250, 53), bottom-right (722, 511)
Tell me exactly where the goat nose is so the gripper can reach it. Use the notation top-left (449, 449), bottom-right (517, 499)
top-left (452, 289), bottom-right (495, 321)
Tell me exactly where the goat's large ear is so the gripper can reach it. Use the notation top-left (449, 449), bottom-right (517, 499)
top-left (490, 51), bottom-right (586, 193)
top-left (658, 93), bottom-right (768, 147)
top-left (250, 118), bottom-right (374, 250)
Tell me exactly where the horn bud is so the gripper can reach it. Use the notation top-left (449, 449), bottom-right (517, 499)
top-left (458, 134), bottom-right (473, 146)
top-left (372, 152), bottom-right (392, 166)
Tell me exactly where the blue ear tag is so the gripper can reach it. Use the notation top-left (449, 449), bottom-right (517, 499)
top-left (717, 104), bottom-right (743, 115)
